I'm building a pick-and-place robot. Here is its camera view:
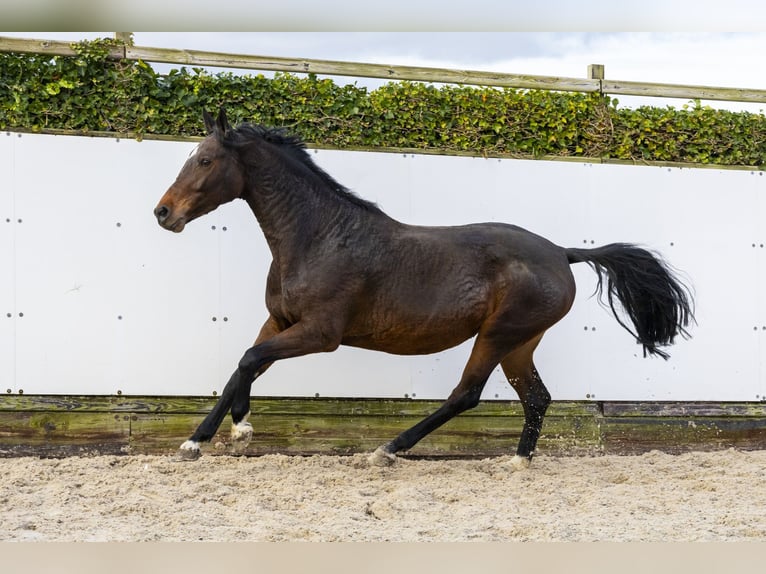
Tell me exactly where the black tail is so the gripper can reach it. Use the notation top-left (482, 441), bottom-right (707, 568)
top-left (566, 243), bottom-right (695, 359)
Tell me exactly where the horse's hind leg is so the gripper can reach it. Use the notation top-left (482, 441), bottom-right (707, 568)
top-left (369, 333), bottom-right (507, 466)
top-left (500, 335), bottom-right (550, 470)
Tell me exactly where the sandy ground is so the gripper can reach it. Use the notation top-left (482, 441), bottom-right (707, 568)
top-left (2, 449), bottom-right (766, 542)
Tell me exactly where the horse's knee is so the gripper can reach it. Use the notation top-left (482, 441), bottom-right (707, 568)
top-left (448, 386), bottom-right (483, 413)
top-left (237, 347), bottom-right (260, 376)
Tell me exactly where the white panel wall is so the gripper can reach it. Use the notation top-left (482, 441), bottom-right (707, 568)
top-left (2, 131), bottom-right (764, 401)
top-left (0, 133), bottom-right (16, 393)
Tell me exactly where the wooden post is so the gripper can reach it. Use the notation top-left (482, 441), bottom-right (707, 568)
top-left (588, 64), bottom-right (605, 80)
top-left (114, 32), bottom-right (134, 46)
top-left (588, 64), bottom-right (604, 96)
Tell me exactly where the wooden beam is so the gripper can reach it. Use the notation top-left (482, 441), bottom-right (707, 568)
top-left (124, 44), bottom-right (599, 92)
top-left (2, 396), bottom-right (765, 458)
top-left (601, 79), bottom-right (766, 104)
top-left (0, 35), bottom-right (124, 59)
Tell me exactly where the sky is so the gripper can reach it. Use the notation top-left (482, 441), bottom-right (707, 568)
top-left (2, 6), bottom-right (766, 114)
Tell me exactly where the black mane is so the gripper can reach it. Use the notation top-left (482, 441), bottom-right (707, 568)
top-left (223, 123), bottom-right (384, 215)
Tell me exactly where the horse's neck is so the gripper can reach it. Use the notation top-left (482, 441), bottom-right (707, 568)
top-left (242, 160), bottom-right (380, 263)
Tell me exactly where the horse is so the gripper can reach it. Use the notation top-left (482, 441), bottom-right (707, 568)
top-left (154, 109), bottom-right (694, 469)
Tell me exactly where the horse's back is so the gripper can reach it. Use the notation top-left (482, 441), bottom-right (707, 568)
top-left (391, 221), bottom-right (573, 286)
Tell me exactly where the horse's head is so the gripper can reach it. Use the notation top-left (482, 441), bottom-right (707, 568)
top-left (154, 109), bottom-right (245, 232)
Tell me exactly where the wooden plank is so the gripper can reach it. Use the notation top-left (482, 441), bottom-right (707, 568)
top-left (0, 36), bottom-right (124, 58)
top-left (602, 79), bottom-right (766, 104)
top-left (246, 398), bottom-right (600, 418)
top-left (603, 402), bottom-right (766, 417)
top-left (0, 394), bottom-right (216, 413)
top-left (601, 416), bottom-right (766, 454)
top-left (0, 395), bottom-right (600, 417)
top-left (125, 45), bottom-right (600, 92)
top-left (0, 410), bottom-right (129, 457)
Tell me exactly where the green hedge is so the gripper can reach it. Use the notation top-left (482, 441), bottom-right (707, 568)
top-left (1, 38), bottom-right (764, 167)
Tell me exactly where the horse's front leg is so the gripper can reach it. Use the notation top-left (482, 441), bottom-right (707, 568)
top-left (176, 319), bottom-right (341, 461)
top-left (177, 365), bottom-right (251, 460)
top-left (227, 319), bottom-right (284, 454)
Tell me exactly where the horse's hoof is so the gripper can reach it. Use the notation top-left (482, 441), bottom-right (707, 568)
top-left (368, 446), bottom-right (397, 467)
top-left (174, 441), bottom-right (201, 462)
top-left (508, 455), bottom-right (531, 471)
top-left (231, 420), bottom-right (253, 453)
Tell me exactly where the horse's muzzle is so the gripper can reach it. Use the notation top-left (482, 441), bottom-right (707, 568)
top-left (154, 205), bottom-right (185, 232)
top-left (154, 204), bottom-right (170, 223)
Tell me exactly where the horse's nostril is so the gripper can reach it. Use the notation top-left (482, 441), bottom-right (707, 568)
top-left (154, 205), bottom-right (169, 221)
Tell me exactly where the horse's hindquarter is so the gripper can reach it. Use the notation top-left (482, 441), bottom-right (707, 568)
top-left (341, 222), bottom-right (574, 355)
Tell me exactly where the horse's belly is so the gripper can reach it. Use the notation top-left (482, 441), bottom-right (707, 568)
top-left (341, 267), bottom-right (491, 355)
top-left (341, 334), bottom-right (473, 355)
top-left (341, 314), bottom-right (482, 355)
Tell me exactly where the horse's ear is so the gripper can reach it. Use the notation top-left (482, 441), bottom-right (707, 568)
top-left (203, 110), bottom-right (216, 135)
top-left (216, 108), bottom-right (231, 134)
top-left (203, 109), bottom-right (231, 140)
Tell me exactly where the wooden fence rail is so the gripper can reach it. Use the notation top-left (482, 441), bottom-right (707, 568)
top-left (2, 35), bottom-right (766, 104)
top-left (2, 396), bottom-right (766, 458)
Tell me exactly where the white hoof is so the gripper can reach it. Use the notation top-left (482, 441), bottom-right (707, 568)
top-left (508, 455), bottom-right (531, 471)
top-left (175, 440), bottom-right (201, 461)
top-left (231, 416), bottom-right (253, 453)
top-left (368, 446), bottom-right (397, 467)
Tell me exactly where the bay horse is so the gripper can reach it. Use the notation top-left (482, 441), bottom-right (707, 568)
top-left (154, 109), bottom-right (694, 469)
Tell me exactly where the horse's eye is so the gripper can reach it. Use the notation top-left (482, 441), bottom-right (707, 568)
top-left (199, 158), bottom-right (212, 167)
